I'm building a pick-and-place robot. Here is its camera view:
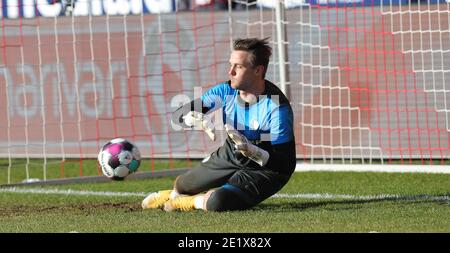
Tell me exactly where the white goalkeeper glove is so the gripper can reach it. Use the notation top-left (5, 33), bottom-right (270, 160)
top-left (182, 111), bottom-right (216, 141)
top-left (224, 124), bottom-right (269, 167)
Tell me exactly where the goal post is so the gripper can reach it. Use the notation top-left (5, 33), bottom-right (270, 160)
top-left (1, 0), bottom-right (450, 185)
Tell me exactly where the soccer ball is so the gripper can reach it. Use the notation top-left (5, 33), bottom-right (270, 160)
top-left (98, 138), bottom-right (141, 180)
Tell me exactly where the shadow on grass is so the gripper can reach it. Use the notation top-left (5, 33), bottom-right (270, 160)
top-left (255, 193), bottom-right (450, 212)
top-left (0, 202), bottom-right (143, 218)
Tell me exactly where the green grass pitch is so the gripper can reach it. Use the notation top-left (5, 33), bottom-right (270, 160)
top-left (1, 164), bottom-right (449, 233)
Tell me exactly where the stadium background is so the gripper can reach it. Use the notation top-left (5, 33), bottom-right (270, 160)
top-left (1, 0), bottom-right (450, 184)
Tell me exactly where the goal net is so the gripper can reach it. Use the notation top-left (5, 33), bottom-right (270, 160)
top-left (228, 0), bottom-right (450, 173)
top-left (1, 0), bottom-right (449, 184)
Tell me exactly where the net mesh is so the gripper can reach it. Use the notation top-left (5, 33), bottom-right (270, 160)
top-left (1, 0), bottom-right (449, 184)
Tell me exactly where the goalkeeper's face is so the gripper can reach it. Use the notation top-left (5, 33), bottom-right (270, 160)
top-left (228, 50), bottom-right (262, 91)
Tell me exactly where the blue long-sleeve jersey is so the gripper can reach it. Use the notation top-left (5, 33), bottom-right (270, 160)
top-left (172, 80), bottom-right (296, 174)
top-left (201, 81), bottom-right (294, 145)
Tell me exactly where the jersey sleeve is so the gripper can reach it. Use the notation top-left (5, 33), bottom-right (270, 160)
top-left (261, 104), bottom-right (296, 173)
top-left (264, 139), bottom-right (296, 174)
top-left (268, 104), bottom-right (294, 145)
top-left (171, 82), bottom-right (232, 128)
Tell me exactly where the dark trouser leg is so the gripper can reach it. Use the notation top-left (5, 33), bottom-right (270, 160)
top-left (175, 153), bottom-right (239, 195)
top-left (205, 184), bottom-right (253, 211)
top-left (206, 169), bottom-right (292, 211)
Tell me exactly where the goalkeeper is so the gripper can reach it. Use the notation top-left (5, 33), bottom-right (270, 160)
top-left (142, 37), bottom-right (296, 212)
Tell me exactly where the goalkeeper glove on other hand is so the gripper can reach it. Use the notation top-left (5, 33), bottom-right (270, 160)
top-left (224, 124), bottom-right (269, 167)
top-left (182, 111), bottom-right (216, 141)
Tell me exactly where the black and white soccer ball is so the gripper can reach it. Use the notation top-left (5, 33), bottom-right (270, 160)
top-left (98, 138), bottom-right (141, 180)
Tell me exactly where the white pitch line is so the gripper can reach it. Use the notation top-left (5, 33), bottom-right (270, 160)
top-left (1, 187), bottom-right (449, 201)
top-left (0, 188), bottom-right (147, 197)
